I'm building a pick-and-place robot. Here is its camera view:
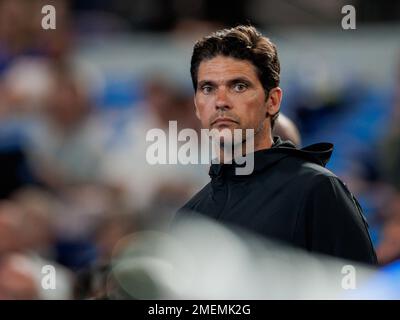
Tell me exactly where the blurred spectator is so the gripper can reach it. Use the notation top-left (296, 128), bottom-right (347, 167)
top-left (27, 64), bottom-right (105, 189)
top-left (375, 55), bottom-right (400, 264)
top-left (100, 74), bottom-right (208, 217)
top-left (377, 212), bottom-right (400, 265)
top-left (0, 0), bottom-right (71, 74)
top-left (0, 189), bottom-right (54, 256)
top-left (0, 254), bottom-right (40, 300)
top-left (0, 253), bottom-right (73, 299)
top-left (381, 55), bottom-right (400, 191)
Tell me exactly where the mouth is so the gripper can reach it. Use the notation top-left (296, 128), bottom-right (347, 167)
top-left (211, 117), bottom-right (239, 127)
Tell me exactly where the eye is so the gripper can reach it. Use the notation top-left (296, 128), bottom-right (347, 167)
top-left (233, 83), bottom-right (248, 92)
top-left (201, 85), bottom-right (214, 94)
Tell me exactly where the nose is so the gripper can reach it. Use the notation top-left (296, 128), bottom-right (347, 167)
top-left (215, 87), bottom-right (232, 111)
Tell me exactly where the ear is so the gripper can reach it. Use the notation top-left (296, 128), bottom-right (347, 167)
top-left (265, 87), bottom-right (282, 117)
top-left (194, 95), bottom-right (200, 120)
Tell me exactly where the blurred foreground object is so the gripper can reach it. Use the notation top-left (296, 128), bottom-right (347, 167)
top-left (107, 214), bottom-right (388, 300)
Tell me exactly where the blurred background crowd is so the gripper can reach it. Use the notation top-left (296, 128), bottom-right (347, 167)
top-left (0, 0), bottom-right (400, 299)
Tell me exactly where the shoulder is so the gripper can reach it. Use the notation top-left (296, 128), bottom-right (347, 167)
top-left (273, 156), bottom-right (359, 205)
top-left (274, 154), bottom-right (338, 183)
top-left (297, 163), bottom-right (367, 228)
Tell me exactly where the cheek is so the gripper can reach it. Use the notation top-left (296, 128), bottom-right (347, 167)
top-left (238, 94), bottom-right (265, 120)
top-left (194, 96), bottom-right (211, 122)
top-left (196, 94), bottom-right (214, 109)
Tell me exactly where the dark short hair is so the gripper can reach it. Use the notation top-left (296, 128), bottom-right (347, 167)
top-left (190, 25), bottom-right (281, 127)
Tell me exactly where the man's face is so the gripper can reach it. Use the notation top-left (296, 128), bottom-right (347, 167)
top-left (194, 55), bottom-right (276, 148)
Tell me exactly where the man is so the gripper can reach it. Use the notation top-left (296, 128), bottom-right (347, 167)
top-left (177, 25), bottom-right (377, 264)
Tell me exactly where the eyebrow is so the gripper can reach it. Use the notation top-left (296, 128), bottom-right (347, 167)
top-left (197, 77), bottom-right (253, 88)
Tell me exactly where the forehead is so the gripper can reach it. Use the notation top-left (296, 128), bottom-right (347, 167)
top-left (197, 55), bottom-right (259, 83)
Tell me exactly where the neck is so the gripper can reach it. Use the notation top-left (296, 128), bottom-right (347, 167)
top-left (252, 119), bottom-right (274, 152)
top-left (254, 131), bottom-right (274, 152)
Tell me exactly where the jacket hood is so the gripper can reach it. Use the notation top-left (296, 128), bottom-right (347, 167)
top-left (209, 136), bottom-right (334, 178)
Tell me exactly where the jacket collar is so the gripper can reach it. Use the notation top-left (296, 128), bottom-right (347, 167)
top-left (209, 136), bottom-right (334, 179)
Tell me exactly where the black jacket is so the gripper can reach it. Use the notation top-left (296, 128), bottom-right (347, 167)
top-left (177, 136), bottom-right (377, 265)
